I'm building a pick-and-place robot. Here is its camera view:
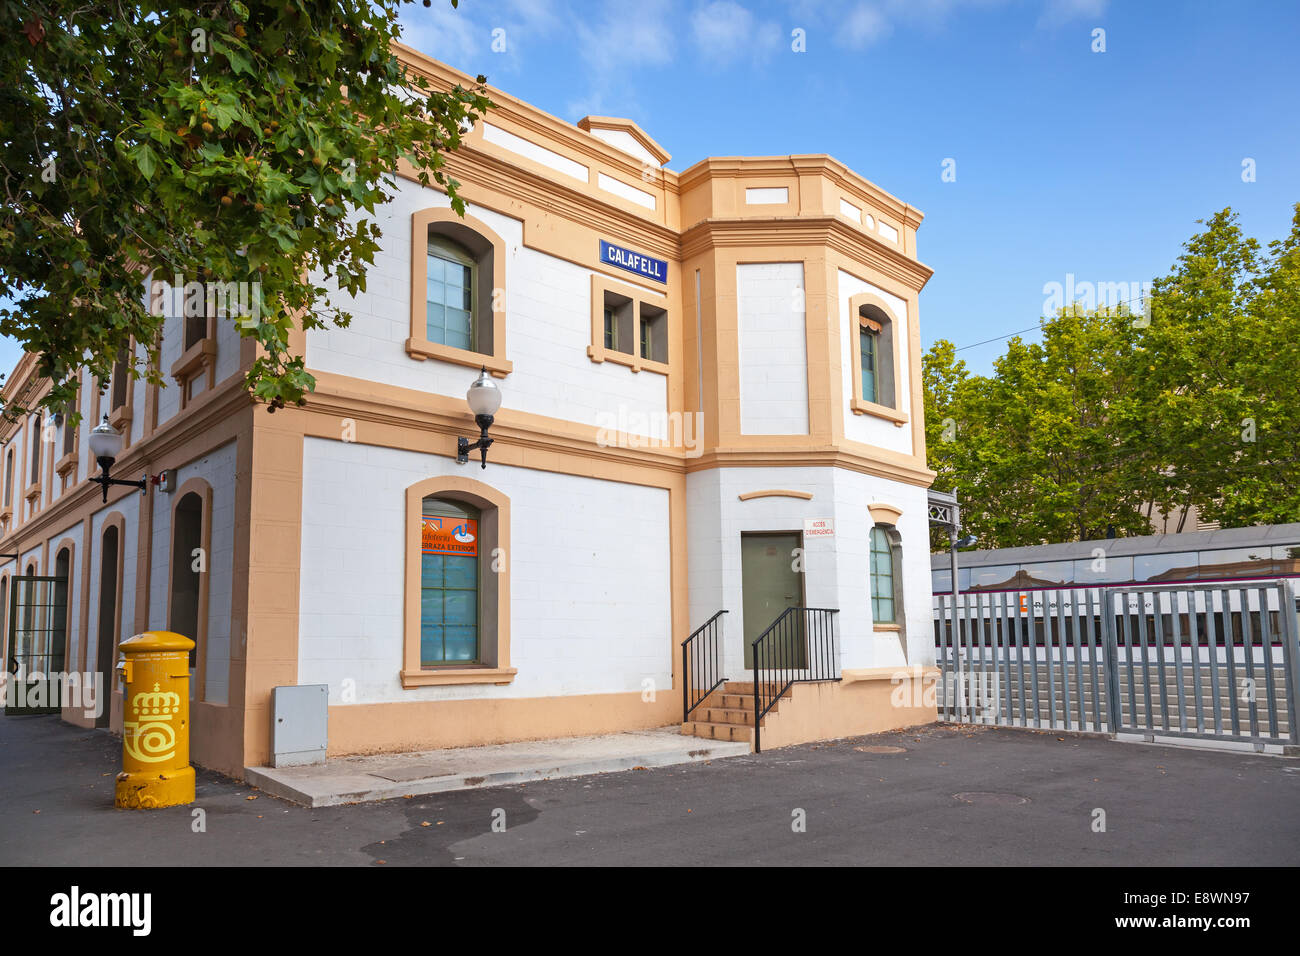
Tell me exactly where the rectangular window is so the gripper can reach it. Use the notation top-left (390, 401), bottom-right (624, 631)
top-left (420, 499), bottom-right (480, 665)
top-left (604, 306), bottom-right (617, 351)
top-left (110, 349), bottom-right (129, 411)
top-left (29, 417), bottom-right (42, 484)
top-left (61, 401), bottom-right (76, 457)
top-left (870, 526), bottom-right (895, 624)
top-left (602, 290), bottom-right (634, 355)
top-left (426, 236), bottom-right (475, 352)
top-left (184, 297), bottom-right (209, 351)
top-left (860, 327), bottom-right (878, 404)
top-left (640, 302), bottom-right (668, 364)
top-left (3, 451), bottom-right (12, 507)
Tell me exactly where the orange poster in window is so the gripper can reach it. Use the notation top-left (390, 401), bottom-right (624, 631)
top-left (422, 516), bottom-right (478, 556)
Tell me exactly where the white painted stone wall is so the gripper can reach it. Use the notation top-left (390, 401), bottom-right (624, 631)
top-left (686, 465), bottom-right (934, 678)
top-left (736, 263), bottom-right (809, 435)
top-left (838, 269), bottom-right (913, 456)
top-left (305, 179), bottom-right (667, 438)
top-left (146, 440), bottom-right (237, 704)
top-left (297, 436), bottom-right (672, 705)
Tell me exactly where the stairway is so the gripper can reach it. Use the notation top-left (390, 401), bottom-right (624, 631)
top-left (680, 681), bottom-right (790, 745)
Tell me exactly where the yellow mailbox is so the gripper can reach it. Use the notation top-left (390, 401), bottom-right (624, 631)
top-left (114, 631), bottom-right (195, 809)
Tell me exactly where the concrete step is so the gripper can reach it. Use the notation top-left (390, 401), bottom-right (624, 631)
top-left (690, 707), bottom-right (756, 726)
top-left (713, 693), bottom-right (756, 709)
top-left (680, 721), bottom-right (756, 744)
top-left (721, 681), bottom-right (788, 697)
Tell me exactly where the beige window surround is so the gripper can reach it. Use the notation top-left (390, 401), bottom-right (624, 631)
top-left (586, 273), bottom-right (670, 375)
top-left (405, 207), bottom-right (512, 378)
top-left (848, 291), bottom-right (908, 427)
top-left (167, 479), bottom-right (213, 699)
top-left (105, 342), bottom-right (136, 437)
top-left (401, 475), bottom-right (516, 688)
top-left (171, 310), bottom-right (218, 408)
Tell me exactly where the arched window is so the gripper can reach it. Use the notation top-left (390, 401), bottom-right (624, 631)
top-left (406, 208), bottom-right (512, 376)
top-left (857, 303), bottom-right (894, 408)
top-left (3, 448), bottom-right (12, 508)
top-left (169, 490), bottom-right (207, 672)
top-left (96, 521), bottom-right (122, 727)
top-left (420, 497), bottom-right (481, 664)
top-left (847, 292), bottom-right (908, 425)
top-left (19, 561), bottom-right (37, 670)
top-left (0, 575), bottom-right (9, 669)
top-left (403, 477), bottom-right (514, 686)
top-left (426, 235), bottom-right (476, 352)
top-left (870, 525), bottom-right (903, 626)
top-left (52, 547), bottom-right (71, 674)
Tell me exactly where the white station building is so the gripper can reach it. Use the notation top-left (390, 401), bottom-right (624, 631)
top-left (0, 45), bottom-right (938, 776)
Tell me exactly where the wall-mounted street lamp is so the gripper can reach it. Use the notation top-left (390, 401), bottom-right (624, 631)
top-left (456, 367), bottom-right (502, 469)
top-left (88, 415), bottom-right (150, 503)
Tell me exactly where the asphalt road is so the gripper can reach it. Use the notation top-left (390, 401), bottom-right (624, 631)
top-left (3, 714), bottom-right (1298, 866)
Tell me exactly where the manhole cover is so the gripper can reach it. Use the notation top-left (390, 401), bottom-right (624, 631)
top-left (953, 791), bottom-right (1029, 806)
top-left (855, 745), bottom-right (906, 754)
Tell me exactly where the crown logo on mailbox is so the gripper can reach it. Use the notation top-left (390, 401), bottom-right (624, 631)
top-left (131, 682), bottom-right (181, 718)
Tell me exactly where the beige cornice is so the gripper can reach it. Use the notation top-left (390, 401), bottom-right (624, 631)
top-left (677, 155), bottom-right (923, 226)
top-left (393, 42), bottom-right (682, 187)
top-left (402, 148), bottom-right (681, 262)
top-left (1, 353), bottom-right (39, 406)
top-left (688, 447), bottom-right (935, 488)
top-left (303, 370), bottom-right (687, 477)
top-left (304, 370), bottom-right (935, 489)
top-left (681, 216), bottom-right (934, 292)
top-left (0, 373), bottom-right (252, 552)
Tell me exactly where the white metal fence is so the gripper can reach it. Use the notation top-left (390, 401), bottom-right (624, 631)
top-left (933, 580), bottom-right (1300, 749)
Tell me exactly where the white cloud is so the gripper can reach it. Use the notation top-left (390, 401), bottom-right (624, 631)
top-left (568, 0), bottom-right (677, 117)
top-left (840, 3), bottom-right (894, 49)
top-left (574, 0), bottom-right (676, 76)
top-left (690, 1), bottom-right (783, 65)
top-left (399, 0), bottom-right (569, 76)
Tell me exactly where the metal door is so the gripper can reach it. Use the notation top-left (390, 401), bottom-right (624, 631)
top-left (5, 574), bottom-right (68, 716)
top-left (741, 533), bottom-right (804, 669)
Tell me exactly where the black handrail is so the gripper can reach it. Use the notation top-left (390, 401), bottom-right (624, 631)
top-left (682, 610), bottom-right (728, 721)
top-left (752, 607), bottom-right (840, 752)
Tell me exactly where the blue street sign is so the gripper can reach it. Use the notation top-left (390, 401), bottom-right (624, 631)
top-left (599, 240), bottom-right (667, 284)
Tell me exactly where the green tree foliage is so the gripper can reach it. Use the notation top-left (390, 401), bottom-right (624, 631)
top-left (925, 205), bottom-right (1300, 548)
top-left (0, 0), bottom-right (491, 418)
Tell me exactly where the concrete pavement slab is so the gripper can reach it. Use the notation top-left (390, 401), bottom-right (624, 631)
top-left (244, 727), bottom-right (750, 806)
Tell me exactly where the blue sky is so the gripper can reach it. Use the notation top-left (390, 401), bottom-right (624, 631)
top-left (397, 0), bottom-right (1300, 372)
top-left (4, 0), bottom-right (1298, 377)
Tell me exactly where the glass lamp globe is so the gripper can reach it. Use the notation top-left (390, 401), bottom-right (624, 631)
top-left (466, 367), bottom-right (502, 418)
top-left (88, 414), bottom-right (124, 461)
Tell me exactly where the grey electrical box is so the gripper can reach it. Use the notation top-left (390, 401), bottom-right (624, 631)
top-left (271, 684), bottom-right (329, 767)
